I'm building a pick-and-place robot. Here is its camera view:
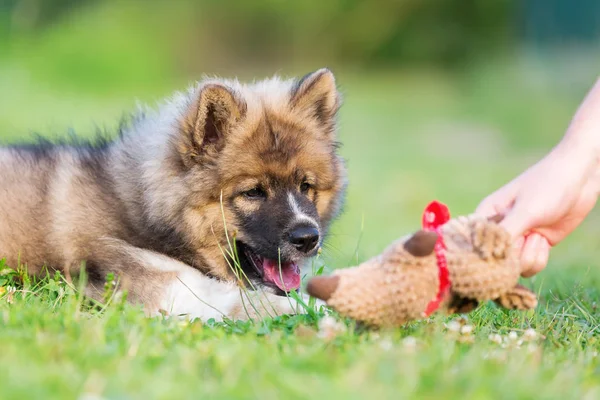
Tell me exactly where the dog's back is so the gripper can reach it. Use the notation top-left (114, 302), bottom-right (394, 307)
top-left (0, 148), bottom-right (54, 270)
top-left (0, 145), bottom-right (126, 274)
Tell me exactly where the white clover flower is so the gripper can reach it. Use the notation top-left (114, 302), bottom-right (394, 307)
top-left (488, 333), bottom-right (503, 345)
top-left (523, 328), bottom-right (537, 341)
top-left (460, 325), bottom-right (474, 335)
top-left (446, 320), bottom-right (461, 333)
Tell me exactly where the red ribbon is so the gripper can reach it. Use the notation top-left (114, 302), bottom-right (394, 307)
top-left (422, 201), bottom-right (451, 316)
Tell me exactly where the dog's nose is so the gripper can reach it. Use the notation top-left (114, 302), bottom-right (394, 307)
top-left (288, 225), bottom-right (319, 253)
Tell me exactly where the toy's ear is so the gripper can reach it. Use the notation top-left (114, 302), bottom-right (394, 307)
top-left (306, 275), bottom-right (339, 301)
top-left (403, 230), bottom-right (438, 257)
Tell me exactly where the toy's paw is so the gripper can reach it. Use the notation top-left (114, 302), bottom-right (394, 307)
top-left (494, 284), bottom-right (538, 310)
top-left (471, 217), bottom-right (512, 261)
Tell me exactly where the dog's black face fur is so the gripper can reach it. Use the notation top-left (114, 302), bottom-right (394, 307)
top-left (231, 177), bottom-right (324, 294)
top-left (235, 182), bottom-right (322, 260)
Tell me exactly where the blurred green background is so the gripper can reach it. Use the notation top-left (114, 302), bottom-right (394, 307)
top-left (1, 0), bottom-right (599, 288)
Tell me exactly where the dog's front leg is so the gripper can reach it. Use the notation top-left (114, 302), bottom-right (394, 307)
top-left (85, 239), bottom-right (307, 322)
top-left (156, 262), bottom-right (310, 321)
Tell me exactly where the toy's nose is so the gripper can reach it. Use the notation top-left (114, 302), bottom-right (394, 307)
top-left (306, 275), bottom-right (339, 301)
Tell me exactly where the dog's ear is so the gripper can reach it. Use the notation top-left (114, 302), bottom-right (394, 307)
top-left (180, 83), bottom-right (246, 165)
top-left (291, 68), bottom-right (340, 132)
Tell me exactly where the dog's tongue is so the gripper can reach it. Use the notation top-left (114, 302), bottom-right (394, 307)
top-left (262, 259), bottom-right (301, 291)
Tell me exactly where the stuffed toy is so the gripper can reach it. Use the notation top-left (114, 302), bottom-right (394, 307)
top-left (306, 201), bottom-right (538, 328)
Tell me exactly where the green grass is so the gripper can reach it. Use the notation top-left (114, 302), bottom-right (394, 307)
top-left (2, 261), bottom-right (600, 399)
top-left (2, 36), bottom-right (600, 398)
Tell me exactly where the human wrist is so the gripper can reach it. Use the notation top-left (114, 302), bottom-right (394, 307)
top-left (559, 77), bottom-right (600, 167)
top-left (552, 134), bottom-right (600, 179)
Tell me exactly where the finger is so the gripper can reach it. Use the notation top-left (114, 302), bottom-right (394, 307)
top-left (518, 234), bottom-right (541, 276)
top-left (522, 237), bottom-right (550, 278)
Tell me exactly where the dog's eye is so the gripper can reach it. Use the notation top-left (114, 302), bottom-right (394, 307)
top-left (244, 187), bottom-right (266, 199)
top-left (300, 182), bottom-right (311, 193)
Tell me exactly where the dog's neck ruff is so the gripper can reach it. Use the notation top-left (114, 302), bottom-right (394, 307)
top-left (422, 201), bottom-right (451, 316)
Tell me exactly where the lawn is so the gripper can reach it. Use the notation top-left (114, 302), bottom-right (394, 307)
top-left (1, 57), bottom-right (600, 399)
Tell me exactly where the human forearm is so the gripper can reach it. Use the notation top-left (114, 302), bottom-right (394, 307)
top-left (557, 77), bottom-right (600, 174)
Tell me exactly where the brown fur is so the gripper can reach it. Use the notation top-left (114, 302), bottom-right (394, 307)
top-left (0, 68), bottom-right (347, 320)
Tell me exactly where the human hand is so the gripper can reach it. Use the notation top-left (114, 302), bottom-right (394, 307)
top-left (476, 78), bottom-right (600, 277)
top-left (477, 147), bottom-right (600, 277)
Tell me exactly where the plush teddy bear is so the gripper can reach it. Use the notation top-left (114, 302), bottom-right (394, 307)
top-left (306, 201), bottom-right (538, 328)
